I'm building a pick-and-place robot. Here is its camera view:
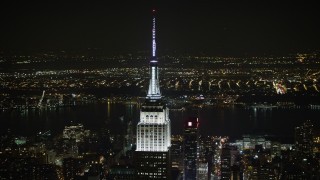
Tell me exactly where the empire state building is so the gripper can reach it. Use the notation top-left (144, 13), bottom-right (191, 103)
top-left (135, 10), bottom-right (171, 179)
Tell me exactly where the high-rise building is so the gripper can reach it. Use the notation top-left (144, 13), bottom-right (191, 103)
top-left (295, 119), bottom-right (314, 157)
top-left (197, 161), bottom-right (208, 180)
top-left (171, 135), bottom-right (184, 171)
top-left (221, 145), bottom-right (231, 180)
top-left (63, 157), bottom-right (83, 180)
top-left (63, 123), bottom-right (90, 143)
top-left (198, 136), bottom-right (213, 179)
top-left (108, 165), bottom-right (135, 180)
top-left (135, 10), bottom-right (171, 179)
top-left (183, 117), bottom-right (199, 180)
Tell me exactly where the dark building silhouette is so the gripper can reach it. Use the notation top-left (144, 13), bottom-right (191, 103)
top-left (108, 165), bottom-right (135, 179)
top-left (221, 146), bottom-right (231, 179)
top-left (63, 157), bottom-right (83, 180)
top-left (295, 119), bottom-right (314, 158)
top-left (183, 117), bottom-right (199, 180)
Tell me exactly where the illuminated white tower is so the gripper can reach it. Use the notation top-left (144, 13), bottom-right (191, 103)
top-left (146, 10), bottom-right (161, 100)
top-left (135, 10), bottom-right (171, 179)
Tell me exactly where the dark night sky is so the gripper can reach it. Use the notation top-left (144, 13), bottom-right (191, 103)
top-left (0, 1), bottom-right (319, 56)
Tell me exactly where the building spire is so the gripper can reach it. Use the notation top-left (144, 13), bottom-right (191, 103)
top-left (152, 9), bottom-right (156, 59)
top-left (147, 9), bottom-right (161, 99)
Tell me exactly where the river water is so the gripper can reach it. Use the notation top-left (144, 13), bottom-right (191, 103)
top-left (1, 103), bottom-right (319, 142)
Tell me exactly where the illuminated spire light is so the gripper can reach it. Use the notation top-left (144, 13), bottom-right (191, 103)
top-left (147, 9), bottom-right (161, 99)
